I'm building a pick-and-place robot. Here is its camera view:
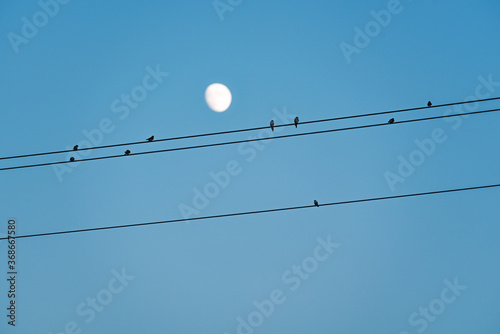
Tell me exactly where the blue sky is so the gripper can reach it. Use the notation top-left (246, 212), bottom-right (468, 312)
top-left (1, 0), bottom-right (500, 333)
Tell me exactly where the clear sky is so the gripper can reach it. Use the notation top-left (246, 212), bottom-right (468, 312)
top-left (1, 0), bottom-right (500, 333)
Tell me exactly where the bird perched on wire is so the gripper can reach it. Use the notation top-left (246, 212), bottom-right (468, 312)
top-left (124, 150), bottom-right (131, 155)
top-left (314, 200), bottom-right (319, 207)
top-left (427, 101), bottom-right (432, 107)
top-left (73, 145), bottom-right (78, 151)
top-left (388, 118), bottom-right (395, 124)
top-left (147, 136), bottom-right (154, 142)
top-left (69, 157), bottom-right (75, 162)
top-left (270, 120), bottom-right (274, 131)
top-left (294, 117), bottom-right (299, 128)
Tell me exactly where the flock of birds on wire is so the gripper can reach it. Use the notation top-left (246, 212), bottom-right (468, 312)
top-left (67, 101), bottom-right (434, 206)
top-left (68, 102), bottom-right (436, 162)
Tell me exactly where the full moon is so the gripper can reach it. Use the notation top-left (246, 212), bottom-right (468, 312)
top-left (205, 83), bottom-right (232, 112)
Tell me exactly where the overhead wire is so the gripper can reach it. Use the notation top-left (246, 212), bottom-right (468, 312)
top-left (1, 96), bottom-right (500, 162)
top-left (1, 106), bottom-right (499, 172)
top-left (0, 183), bottom-right (498, 241)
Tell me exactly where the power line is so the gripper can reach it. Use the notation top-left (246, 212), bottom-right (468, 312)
top-left (1, 107), bottom-right (499, 172)
top-left (2, 96), bottom-right (499, 162)
top-left (1, 183), bottom-right (498, 241)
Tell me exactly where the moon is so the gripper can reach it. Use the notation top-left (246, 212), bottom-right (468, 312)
top-left (205, 83), bottom-right (232, 112)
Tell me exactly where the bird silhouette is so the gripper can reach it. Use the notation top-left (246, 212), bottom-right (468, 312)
top-left (147, 136), bottom-right (154, 142)
top-left (294, 116), bottom-right (299, 128)
top-left (388, 118), bottom-right (395, 124)
top-left (73, 145), bottom-right (78, 151)
top-left (314, 200), bottom-right (319, 207)
top-left (69, 157), bottom-right (75, 162)
top-left (270, 120), bottom-right (274, 131)
top-left (427, 101), bottom-right (432, 107)
top-left (124, 150), bottom-right (131, 155)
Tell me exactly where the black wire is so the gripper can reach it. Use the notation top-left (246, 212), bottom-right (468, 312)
top-left (1, 107), bottom-right (499, 172)
top-left (1, 183), bottom-right (498, 241)
top-left (2, 96), bottom-right (499, 161)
